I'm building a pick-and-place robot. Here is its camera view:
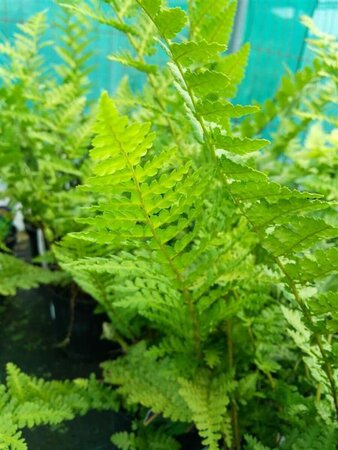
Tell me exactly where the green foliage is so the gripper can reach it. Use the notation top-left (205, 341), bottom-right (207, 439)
top-left (112, 428), bottom-right (181, 450)
top-left (1, 2), bottom-right (337, 449)
top-left (53, 2), bottom-right (338, 449)
top-left (240, 17), bottom-right (338, 382)
top-left (0, 6), bottom-right (97, 301)
top-left (0, 363), bottom-right (118, 450)
top-left (0, 252), bottom-right (65, 296)
top-left (0, 8), bottom-right (94, 244)
top-left (188, 0), bottom-right (237, 46)
top-left (179, 373), bottom-right (233, 449)
top-left (54, 3), bottom-right (94, 96)
top-left (59, 3), bottom-right (338, 449)
top-left (0, 11), bottom-right (108, 448)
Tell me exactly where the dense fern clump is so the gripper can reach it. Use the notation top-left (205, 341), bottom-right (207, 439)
top-left (0, 364), bottom-right (118, 450)
top-left (0, 7), bottom-right (96, 297)
top-left (0, 8), bottom-right (94, 244)
top-left (54, 1), bottom-right (338, 449)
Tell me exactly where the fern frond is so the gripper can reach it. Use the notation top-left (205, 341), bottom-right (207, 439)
top-left (76, 92), bottom-right (205, 248)
top-left (0, 364), bottom-right (117, 432)
top-left (281, 421), bottom-right (338, 450)
top-left (0, 11), bottom-right (47, 90)
top-left (216, 43), bottom-right (250, 98)
top-left (283, 247), bottom-right (338, 283)
top-left (102, 343), bottom-right (192, 423)
top-left (112, 429), bottom-right (181, 450)
top-left (60, 0), bottom-right (137, 34)
top-left (308, 292), bottom-right (338, 333)
top-left (0, 364), bottom-right (119, 450)
top-left (213, 131), bottom-right (269, 156)
top-left (179, 372), bottom-right (234, 450)
top-left (244, 434), bottom-right (271, 450)
top-left (54, 4), bottom-right (94, 96)
top-left (0, 417), bottom-right (26, 450)
top-left (109, 51), bottom-right (157, 74)
top-left (0, 253), bottom-right (65, 296)
top-left (139, 3), bottom-right (186, 40)
top-left (189, 0), bottom-right (237, 47)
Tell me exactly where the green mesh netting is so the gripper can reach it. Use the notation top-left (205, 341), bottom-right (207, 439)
top-left (0, 1), bottom-right (337, 101)
top-left (236, 0), bottom-right (318, 104)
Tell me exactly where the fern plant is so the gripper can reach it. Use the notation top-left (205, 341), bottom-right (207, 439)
top-left (0, 363), bottom-right (118, 450)
top-left (50, 1), bottom-right (338, 448)
top-left (0, 7), bottom-right (94, 246)
top-left (0, 7), bottom-right (97, 301)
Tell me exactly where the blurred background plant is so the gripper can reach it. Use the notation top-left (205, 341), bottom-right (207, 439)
top-left (0, 6), bottom-right (94, 247)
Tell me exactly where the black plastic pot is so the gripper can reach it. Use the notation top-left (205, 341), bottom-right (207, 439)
top-left (24, 221), bottom-right (39, 260)
top-left (48, 285), bottom-right (114, 361)
top-left (4, 223), bottom-right (17, 251)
